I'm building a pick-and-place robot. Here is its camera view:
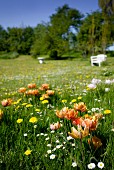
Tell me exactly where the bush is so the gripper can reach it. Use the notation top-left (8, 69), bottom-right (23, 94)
top-left (49, 50), bottom-right (58, 59)
top-left (0, 51), bottom-right (19, 59)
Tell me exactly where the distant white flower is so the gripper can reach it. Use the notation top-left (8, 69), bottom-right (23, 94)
top-left (45, 137), bottom-right (49, 141)
top-left (91, 108), bottom-right (100, 112)
top-left (72, 162), bottom-right (77, 167)
top-left (91, 78), bottom-right (101, 85)
top-left (111, 128), bottom-right (114, 132)
top-left (52, 148), bottom-right (56, 151)
top-left (24, 133), bottom-right (27, 137)
top-left (40, 133), bottom-right (44, 136)
top-left (87, 84), bottom-right (96, 89)
top-left (47, 144), bottom-right (51, 147)
top-left (34, 125), bottom-right (37, 128)
top-left (63, 142), bottom-right (66, 144)
top-left (83, 89), bottom-right (87, 93)
top-left (91, 108), bottom-right (96, 112)
top-left (56, 140), bottom-right (59, 143)
top-left (87, 163), bottom-right (96, 169)
top-left (50, 154), bottom-right (56, 159)
top-left (97, 162), bottom-right (104, 169)
top-left (98, 100), bottom-right (101, 102)
top-left (56, 145), bottom-right (63, 149)
top-left (30, 112), bottom-right (33, 115)
top-left (36, 134), bottom-right (39, 137)
top-left (67, 136), bottom-right (73, 140)
top-left (44, 134), bottom-right (48, 136)
top-left (72, 143), bottom-right (75, 147)
top-left (105, 88), bottom-right (110, 92)
top-left (51, 130), bottom-right (55, 133)
top-left (47, 150), bottom-right (51, 154)
top-left (105, 79), bottom-right (111, 84)
top-left (60, 132), bottom-right (63, 135)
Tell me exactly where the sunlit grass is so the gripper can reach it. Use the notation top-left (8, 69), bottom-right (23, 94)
top-left (0, 55), bottom-right (114, 170)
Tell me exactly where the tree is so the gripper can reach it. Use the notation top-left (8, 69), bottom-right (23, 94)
top-left (0, 25), bottom-right (8, 51)
top-left (77, 11), bottom-right (104, 56)
top-left (98, 0), bottom-right (114, 15)
top-left (47, 4), bottom-right (84, 57)
top-left (7, 27), bottom-right (23, 52)
top-left (19, 26), bottom-right (34, 54)
top-left (30, 23), bottom-right (48, 56)
top-left (98, 0), bottom-right (114, 45)
top-left (7, 26), bottom-right (34, 54)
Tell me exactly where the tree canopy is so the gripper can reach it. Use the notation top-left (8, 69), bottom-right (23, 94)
top-left (0, 3), bottom-right (113, 58)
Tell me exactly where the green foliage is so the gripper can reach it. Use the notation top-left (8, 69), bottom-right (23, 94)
top-left (0, 4), bottom-right (114, 58)
top-left (0, 51), bottom-right (19, 59)
top-left (47, 4), bottom-right (83, 56)
top-left (49, 50), bottom-right (58, 59)
top-left (101, 68), bottom-right (113, 76)
top-left (98, 0), bottom-right (114, 15)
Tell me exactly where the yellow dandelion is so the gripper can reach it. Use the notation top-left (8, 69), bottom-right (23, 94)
top-left (71, 99), bottom-right (76, 103)
top-left (78, 96), bottom-right (82, 100)
top-left (35, 108), bottom-right (40, 112)
top-left (29, 117), bottom-right (38, 123)
top-left (42, 100), bottom-right (49, 104)
top-left (62, 99), bottom-right (67, 103)
top-left (24, 149), bottom-right (32, 156)
top-left (26, 104), bottom-right (33, 108)
top-left (17, 98), bottom-right (22, 103)
top-left (22, 103), bottom-right (27, 106)
top-left (13, 101), bottom-right (19, 105)
top-left (15, 106), bottom-right (20, 110)
top-left (40, 97), bottom-right (44, 101)
top-left (17, 119), bottom-right (23, 123)
top-left (104, 110), bottom-right (111, 114)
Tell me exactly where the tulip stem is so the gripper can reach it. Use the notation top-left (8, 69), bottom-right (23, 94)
top-left (80, 137), bottom-right (85, 168)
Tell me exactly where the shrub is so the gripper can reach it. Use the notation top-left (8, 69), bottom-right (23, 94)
top-left (0, 51), bottom-right (19, 59)
top-left (49, 50), bottom-right (58, 59)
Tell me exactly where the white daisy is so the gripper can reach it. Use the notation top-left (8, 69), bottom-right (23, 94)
top-left (47, 150), bottom-right (51, 154)
top-left (97, 162), bottom-right (104, 169)
top-left (50, 154), bottom-right (56, 159)
top-left (87, 163), bottom-right (96, 169)
top-left (72, 162), bottom-right (77, 167)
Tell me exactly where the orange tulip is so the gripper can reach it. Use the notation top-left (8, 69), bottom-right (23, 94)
top-left (68, 126), bottom-right (89, 139)
top-left (64, 109), bottom-right (78, 120)
top-left (1, 98), bottom-right (12, 107)
top-left (81, 118), bottom-right (98, 131)
top-left (50, 122), bottom-right (61, 130)
top-left (18, 87), bottom-right (26, 93)
top-left (46, 90), bottom-right (55, 95)
top-left (74, 102), bottom-right (87, 112)
top-left (42, 94), bottom-right (49, 99)
top-left (88, 136), bottom-right (102, 149)
top-left (56, 107), bottom-right (68, 119)
top-left (28, 83), bottom-right (36, 88)
top-left (72, 117), bottom-right (83, 126)
top-left (39, 84), bottom-right (49, 90)
top-left (26, 89), bottom-right (39, 96)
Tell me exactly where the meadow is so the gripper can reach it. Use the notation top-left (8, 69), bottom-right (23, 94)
top-left (0, 55), bottom-right (114, 170)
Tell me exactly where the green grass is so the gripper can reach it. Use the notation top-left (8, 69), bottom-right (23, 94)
top-left (0, 55), bottom-right (114, 170)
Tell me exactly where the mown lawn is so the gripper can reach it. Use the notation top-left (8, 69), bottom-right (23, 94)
top-left (0, 55), bottom-right (114, 170)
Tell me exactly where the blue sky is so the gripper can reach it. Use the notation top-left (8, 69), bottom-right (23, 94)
top-left (0, 0), bottom-right (99, 29)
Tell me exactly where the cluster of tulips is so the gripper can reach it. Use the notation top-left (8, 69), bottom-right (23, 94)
top-left (18, 83), bottom-right (55, 97)
top-left (54, 102), bottom-right (103, 148)
top-left (1, 83), bottom-right (55, 107)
